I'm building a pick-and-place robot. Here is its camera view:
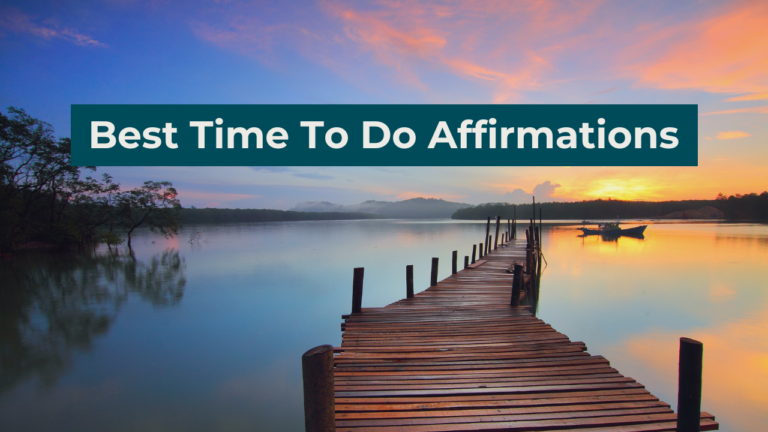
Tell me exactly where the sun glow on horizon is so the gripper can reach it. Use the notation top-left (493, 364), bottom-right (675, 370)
top-left (570, 178), bottom-right (665, 202)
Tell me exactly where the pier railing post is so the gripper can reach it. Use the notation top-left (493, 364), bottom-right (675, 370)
top-left (406, 265), bottom-right (414, 299)
top-left (430, 257), bottom-right (439, 286)
top-left (512, 220), bottom-right (516, 239)
top-left (677, 337), bottom-right (704, 432)
top-left (471, 244), bottom-right (477, 263)
top-left (351, 267), bottom-right (364, 314)
top-left (510, 263), bottom-right (523, 306)
top-left (302, 345), bottom-right (335, 432)
top-left (494, 216), bottom-right (500, 250)
top-left (525, 231), bottom-right (532, 275)
top-left (487, 235), bottom-right (492, 255)
top-left (485, 216), bottom-right (491, 254)
top-left (479, 242), bottom-right (483, 259)
top-left (452, 250), bottom-right (458, 274)
top-left (464, 256), bottom-right (469, 269)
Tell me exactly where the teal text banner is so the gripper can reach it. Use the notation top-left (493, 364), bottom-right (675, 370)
top-left (71, 104), bottom-right (697, 166)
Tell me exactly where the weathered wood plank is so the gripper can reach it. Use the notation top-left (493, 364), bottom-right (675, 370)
top-left (330, 238), bottom-right (718, 431)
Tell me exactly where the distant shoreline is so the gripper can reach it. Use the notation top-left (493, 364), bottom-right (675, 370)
top-left (179, 208), bottom-right (385, 224)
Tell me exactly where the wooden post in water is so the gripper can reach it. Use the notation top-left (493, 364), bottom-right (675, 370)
top-left (512, 206), bottom-right (517, 239)
top-left (525, 230), bottom-right (532, 275)
top-left (677, 337), bottom-right (704, 432)
top-left (464, 256), bottom-right (469, 269)
top-left (302, 345), bottom-right (335, 432)
top-left (539, 208), bottom-right (543, 248)
top-left (479, 242), bottom-right (484, 259)
top-left (471, 244), bottom-right (477, 263)
top-left (451, 250), bottom-right (458, 275)
top-left (494, 216), bottom-right (500, 250)
top-left (487, 235), bottom-right (492, 255)
top-left (406, 265), bottom-right (414, 299)
top-left (510, 263), bottom-right (523, 306)
top-left (485, 217), bottom-right (491, 254)
top-left (537, 232), bottom-right (543, 277)
top-left (430, 257), bottom-right (439, 286)
top-left (351, 267), bottom-right (364, 314)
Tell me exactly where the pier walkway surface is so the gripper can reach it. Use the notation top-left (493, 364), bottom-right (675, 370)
top-left (333, 239), bottom-right (718, 432)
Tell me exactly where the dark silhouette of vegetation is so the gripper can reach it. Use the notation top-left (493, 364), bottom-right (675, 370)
top-left (179, 207), bottom-right (384, 224)
top-left (452, 199), bottom-right (717, 220)
top-left (293, 197), bottom-right (472, 218)
top-left (715, 192), bottom-right (768, 219)
top-left (0, 107), bottom-right (180, 252)
top-left (453, 194), bottom-right (768, 220)
top-left (116, 181), bottom-right (180, 248)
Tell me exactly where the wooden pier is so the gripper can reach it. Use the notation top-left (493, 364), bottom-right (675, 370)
top-left (303, 223), bottom-right (718, 431)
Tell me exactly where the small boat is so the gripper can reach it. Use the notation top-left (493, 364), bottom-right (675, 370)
top-left (578, 221), bottom-right (647, 236)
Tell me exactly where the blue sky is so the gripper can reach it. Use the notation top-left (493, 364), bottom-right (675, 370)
top-left (1, 0), bottom-right (766, 208)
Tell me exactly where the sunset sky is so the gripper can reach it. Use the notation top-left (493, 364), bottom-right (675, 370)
top-left (1, 0), bottom-right (766, 208)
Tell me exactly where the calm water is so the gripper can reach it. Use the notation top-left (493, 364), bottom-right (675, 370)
top-left (1, 220), bottom-right (766, 431)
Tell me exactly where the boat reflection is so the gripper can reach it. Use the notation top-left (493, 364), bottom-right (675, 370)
top-left (578, 231), bottom-right (645, 241)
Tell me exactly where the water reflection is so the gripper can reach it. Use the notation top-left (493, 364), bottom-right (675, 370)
top-left (0, 221), bottom-right (766, 431)
top-left (0, 250), bottom-right (185, 393)
top-left (579, 232), bottom-right (646, 241)
top-left (539, 222), bottom-right (768, 432)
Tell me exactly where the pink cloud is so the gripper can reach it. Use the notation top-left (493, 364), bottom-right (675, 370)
top-left (700, 105), bottom-right (768, 116)
top-left (189, 0), bottom-right (767, 105)
top-left (0, 9), bottom-right (107, 47)
top-left (627, 1), bottom-right (768, 100)
top-left (190, 0), bottom-right (603, 100)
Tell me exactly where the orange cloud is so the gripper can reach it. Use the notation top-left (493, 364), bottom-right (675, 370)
top-left (701, 105), bottom-right (768, 116)
top-left (192, 0), bottom-right (767, 107)
top-left (717, 131), bottom-right (751, 140)
top-left (727, 92), bottom-right (768, 102)
top-left (629, 0), bottom-right (768, 100)
top-left (323, 0), bottom-right (600, 101)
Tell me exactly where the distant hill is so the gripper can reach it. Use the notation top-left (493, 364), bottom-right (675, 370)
top-left (659, 206), bottom-right (724, 219)
top-left (180, 208), bottom-right (383, 224)
top-left (292, 198), bottom-right (473, 219)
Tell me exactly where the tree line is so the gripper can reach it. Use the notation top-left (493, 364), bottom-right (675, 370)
top-left (714, 192), bottom-right (768, 219)
top-left (452, 195), bottom-right (768, 220)
top-left (1, 107), bottom-right (181, 252)
top-left (179, 208), bottom-right (383, 224)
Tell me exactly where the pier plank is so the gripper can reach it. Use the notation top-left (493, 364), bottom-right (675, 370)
top-left (333, 239), bottom-right (718, 431)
